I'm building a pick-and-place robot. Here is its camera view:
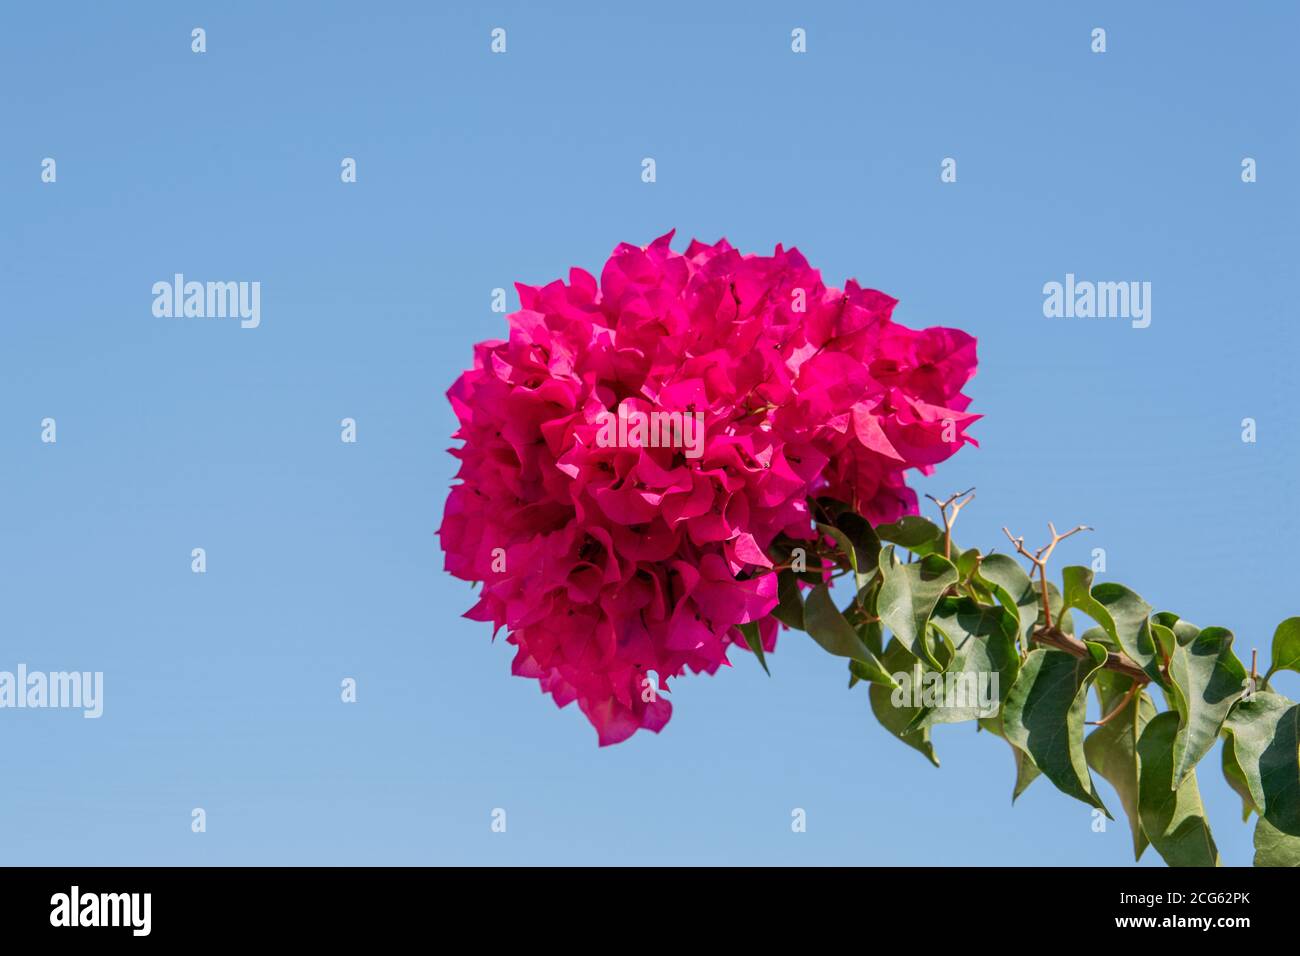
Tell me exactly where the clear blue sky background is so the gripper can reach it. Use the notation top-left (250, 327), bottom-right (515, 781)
top-left (2, 1), bottom-right (1296, 866)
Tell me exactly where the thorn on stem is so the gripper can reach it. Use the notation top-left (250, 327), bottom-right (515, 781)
top-left (1002, 522), bottom-right (1093, 633)
top-left (928, 488), bottom-right (975, 560)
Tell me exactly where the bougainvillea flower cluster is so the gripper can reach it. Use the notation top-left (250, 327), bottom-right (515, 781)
top-left (439, 232), bottom-right (978, 744)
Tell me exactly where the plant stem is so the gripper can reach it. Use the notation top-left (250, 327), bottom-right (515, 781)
top-left (1039, 563), bottom-right (1052, 630)
top-left (1030, 625), bottom-right (1150, 684)
top-left (1088, 680), bottom-right (1141, 727)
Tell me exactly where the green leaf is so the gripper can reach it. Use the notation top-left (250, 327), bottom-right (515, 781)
top-left (1166, 626), bottom-right (1249, 787)
top-left (1266, 617), bottom-right (1300, 682)
top-left (1060, 567), bottom-right (1156, 678)
top-left (737, 621), bottom-right (770, 676)
top-left (979, 712), bottom-right (1041, 801)
top-left (955, 547), bottom-right (981, 582)
top-left (1002, 645), bottom-right (1111, 813)
top-left (1091, 667), bottom-right (1132, 715)
top-left (877, 547), bottom-right (958, 667)
top-left (1148, 621), bottom-right (1177, 687)
top-left (818, 518), bottom-right (878, 592)
top-left (769, 535), bottom-right (827, 585)
top-left (910, 597), bottom-right (1019, 729)
top-left (1253, 816), bottom-right (1300, 866)
top-left (966, 576), bottom-right (997, 607)
top-left (858, 618), bottom-right (884, 658)
top-left (1221, 733), bottom-right (1257, 822)
top-left (1078, 625), bottom-right (1113, 652)
top-left (1136, 710), bottom-right (1221, 867)
top-left (1085, 678), bottom-right (1156, 861)
top-left (976, 553), bottom-right (1041, 651)
top-left (804, 584), bottom-right (894, 686)
top-left (1222, 692), bottom-right (1300, 837)
top-left (867, 639), bottom-right (939, 767)
top-left (1060, 566), bottom-right (1101, 618)
top-left (1153, 611), bottom-right (1201, 647)
top-left (875, 516), bottom-right (944, 554)
top-left (817, 522), bottom-right (859, 573)
top-left (812, 496), bottom-right (852, 524)
top-left (772, 569), bottom-right (804, 630)
top-left (833, 512), bottom-right (882, 574)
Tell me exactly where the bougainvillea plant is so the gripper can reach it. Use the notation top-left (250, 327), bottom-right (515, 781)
top-left (439, 232), bottom-right (1300, 867)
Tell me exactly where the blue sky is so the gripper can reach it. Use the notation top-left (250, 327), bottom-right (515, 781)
top-left (1, 1), bottom-right (1296, 865)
